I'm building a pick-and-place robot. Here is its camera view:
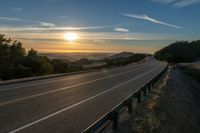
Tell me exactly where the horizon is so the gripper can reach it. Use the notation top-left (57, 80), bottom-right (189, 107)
top-left (0, 0), bottom-right (200, 53)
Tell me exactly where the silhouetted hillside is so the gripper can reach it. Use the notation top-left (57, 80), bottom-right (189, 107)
top-left (154, 40), bottom-right (200, 63)
top-left (107, 52), bottom-right (134, 60)
top-left (74, 58), bottom-right (96, 65)
top-left (105, 52), bottom-right (147, 66)
top-left (40, 53), bottom-right (113, 61)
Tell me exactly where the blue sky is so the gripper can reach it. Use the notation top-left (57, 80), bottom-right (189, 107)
top-left (0, 0), bottom-right (200, 53)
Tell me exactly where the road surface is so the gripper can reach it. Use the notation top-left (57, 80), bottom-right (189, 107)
top-left (0, 58), bottom-right (167, 133)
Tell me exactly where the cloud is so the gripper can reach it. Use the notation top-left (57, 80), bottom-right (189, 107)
top-left (0, 15), bottom-right (118, 31)
top-left (122, 13), bottom-right (182, 29)
top-left (0, 16), bottom-right (24, 21)
top-left (10, 7), bottom-right (23, 11)
top-left (38, 22), bottom-right (56, 28)
top-left (44, 0), bottom-right (68, 3)
top-left (114, 27), bottom-right (129, 32)
top-left (0, 16), bottom-right (131, 32)
top-left (0, 16), bottom-right (56, 28)
top-left (151, 0), bottom-right (200, 7)
top-left (59, 16), bottom-right (68, 19)
top-left (173, 0), bottom-right (200, 7)
top-left (0, 25), bottom-right (112, 32)
top-left (151, 0), bottom-right (178, 4)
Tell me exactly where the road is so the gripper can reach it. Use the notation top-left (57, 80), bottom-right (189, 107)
top-left (0, 58), bottom-right (167, 133)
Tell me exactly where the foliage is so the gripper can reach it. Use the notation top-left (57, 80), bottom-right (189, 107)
top-left (0, 34), bottom-right (82, 80)
top-left (154, 40), bottom-right (200, 63)
top-left (51, 59), bottom-right (69, 73)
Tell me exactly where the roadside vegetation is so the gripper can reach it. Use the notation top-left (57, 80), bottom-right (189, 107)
top-left (0, 34), bottom-right (146, 81)
top-left (154, 40), bottom-right (200, 82)
top-left (0, 34), bottom-right (83, 80)
top-left (154, 40), bottom-right (200, 63)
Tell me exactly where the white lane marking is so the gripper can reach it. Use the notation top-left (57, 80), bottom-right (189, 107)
top-left (9, 65), bottom-right (162, 133)
top-left (0, 64), bottom-right (155, 107)
top-left (0, 63), bottom-right (149, 91)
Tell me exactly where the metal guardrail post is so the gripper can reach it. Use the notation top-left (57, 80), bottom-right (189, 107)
top-left (147, 84), bottom-right (151, 92)
top-left (143, 87), bottom-right (147, 96)
top-left (151, 80), bottom-right (155, 88)
top-left (135, 91), bottom-right (142, 103)
top-left (125, 98), bottom-right (133, 113)
top-left (150, 82), bottom-right (153, 90)
top-left (110, 111), bottom-right (119, 130)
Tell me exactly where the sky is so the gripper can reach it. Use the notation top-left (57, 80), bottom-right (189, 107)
top-left (0, 0), bottom-right (200, 53)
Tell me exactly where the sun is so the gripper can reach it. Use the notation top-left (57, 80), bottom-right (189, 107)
top-left (64, 32), bottom-right (78, 41)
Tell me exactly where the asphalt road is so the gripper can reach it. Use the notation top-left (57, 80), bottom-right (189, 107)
top-left (0, 58), bottom-right (167, 133)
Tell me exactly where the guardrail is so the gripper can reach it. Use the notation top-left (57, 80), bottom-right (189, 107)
top-left (83, 64), bottom-right (168, 133)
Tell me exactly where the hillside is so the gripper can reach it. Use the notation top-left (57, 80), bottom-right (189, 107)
top-left (40, 53), bottom-right (114, 61)
top-left (105, 52), bottom-right (147, 66)
top-left (106, 52), bottom-right (134, 60)
top-left (154, 40), bottom-right (200, 63)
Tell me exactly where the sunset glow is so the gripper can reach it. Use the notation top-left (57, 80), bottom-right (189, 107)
top-left (64, 32), bottom-right (78, 41)
top-left (0, 0), bottom-right (199, 53)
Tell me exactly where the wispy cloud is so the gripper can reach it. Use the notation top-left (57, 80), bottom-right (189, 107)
top-left (151, 0), bottom-right (178, 4)
top-left (151, 0), bottom-right (200, 7)
top-left (0, 16), bottom-right (56, 28)
top-left (122, 13), bottom-right (182, 29)
top-left (38, 22), bottom-right (56, 28)
top-left (173, 0), bottom-right (200, 7)
top-left (0, 16), bottom-right (116, 31)
top-left (44, 0), bottom-right (68, 3)
top-left (0, 16), bottom-right (24, 21)
top-left (114, 27), bottom-right (129, 32)
top-left (59, 16), bottom-right (68, 19)
top-left (10, 7), bottom-right (23, 11)
top-left (0, 25), bottom-right (112, 32)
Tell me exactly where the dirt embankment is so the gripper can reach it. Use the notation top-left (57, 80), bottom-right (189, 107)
top-left (116, 67), bottom-right (200, 133)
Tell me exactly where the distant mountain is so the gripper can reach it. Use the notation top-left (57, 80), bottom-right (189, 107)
top-left (105, 52), bottom-right (147, 66)
top-left (40, 53), bottom-right (114, 61)
top-left (106, 52), bottom-right (134, 60)
top-left (74, 58), bottom-right (96, 65)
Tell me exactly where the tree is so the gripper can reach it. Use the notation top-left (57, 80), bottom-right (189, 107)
top-left (0, 34), bottom-right (54, 80)
top-left (52, 59), bottom-right (69, 73)
top-left (24, 50), bottom-right (53, 75)
top-left (0, 34), bottom-right (11, 65)
top-left (10, 41), bottom-right (26, 66)
top-left (27, 49), bottom-right (37, 58)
